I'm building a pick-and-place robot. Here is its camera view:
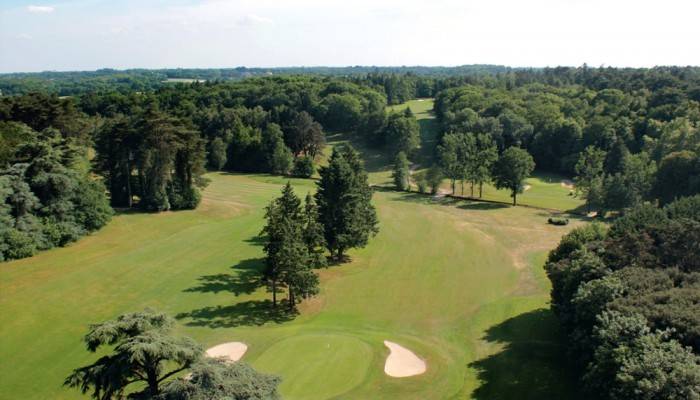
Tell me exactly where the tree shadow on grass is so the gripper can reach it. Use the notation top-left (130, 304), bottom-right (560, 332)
top-left (177, 256), bottom-right (298, 328)
top-left (176, 300), bottom-right (297, 328)
top-left (244, 235), bottom-right (266, 247)
top-left (468, 308), bottom-right (590, 400)
top-left (386, 190), bottom-right (513, 212)
top-left (457, 202), bottom-right (510, 211)
top-left (184, 258), bottom-right (265, 297)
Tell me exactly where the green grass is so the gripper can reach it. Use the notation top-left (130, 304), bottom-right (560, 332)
top-left (0, 99), bottom-right (586, 400)
top-left (254, 334), bottom-right (374, 400)
top-left (443, 172), bottom-right (583, 211)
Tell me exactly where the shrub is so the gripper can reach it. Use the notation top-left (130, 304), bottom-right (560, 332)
top-left (415, 172), bottom-right (428, 194)
top-left (292, 156), bottom-right (315, 178)
top-left (548, 217), bottom-right (570, 226)
top-left (1, 229), bottom-right (37, 260)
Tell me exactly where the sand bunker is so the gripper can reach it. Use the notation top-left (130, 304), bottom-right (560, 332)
top-left (523, 184), bottom-right (532, 191)
top-left (383, 341), bottom-right (426, 377)
top-left (206, 342), bottom-right (248, 362)
top-left (561, 179), bottom-right (574, 189)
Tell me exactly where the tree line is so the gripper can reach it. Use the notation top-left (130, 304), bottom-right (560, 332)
top-left (545, 196), bottom-right (700, 399)
top-left (392, 127), bottom-right (534, 206)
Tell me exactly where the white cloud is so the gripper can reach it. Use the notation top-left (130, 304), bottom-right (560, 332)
top-left (27, 5), bottom-right (55, 14)
top-left (237, 14), bottom-right (274, 27)
top-left (2, 0), bottom-right (700, 72)
top-left (15, 33), bottom-right (33, 40)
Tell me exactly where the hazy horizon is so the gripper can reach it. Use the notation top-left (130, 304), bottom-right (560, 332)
top-left (4, 63), bottom-right (700, 75)
top-left (1, 0), bottom-right (699, 73)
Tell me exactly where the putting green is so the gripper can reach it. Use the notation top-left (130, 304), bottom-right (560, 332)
top-left (253, 334), bottom-right (374, 400)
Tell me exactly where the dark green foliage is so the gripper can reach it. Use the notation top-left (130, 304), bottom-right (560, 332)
top-left (653, 151), bottom-right (700, 205)
top-left (548, 217), bottom-right (570, 226)
top-left (545, 198), bottom-right (700, 399)
top-left (207, 137), bottom-right (227, 171)
top-left (414, 166), bottom-right (443, 195)
top-left (157, 358), bottom-right (281, 400)
top-left (665, 195), bottom-right (700, 221)
top-left (432, 72), bottom-right (700, 211)
top-left (315, 146), bottom-right (379, 261)
top-left (81, 76), bottom-right (391, 183)
top-left (425, 165), bottom-right (444, 195)
top-left (586, 311), bottom-right (700, 400)
top-left (287, 111), bottom-right (325, 159)
top-left (392, 151), bottom-right (410, 191)
top-left (0, 120), bottom-right (112, 261)
top-left (437, 132), bottom-right (475, 195)
top-left (0, 121), bottom-right (35, 166)
top-left (292, 156), bottom-right (315, 178)
top-left (547, 223), bottom-right (607, 264)
top-left (65, 309), bottom-right (203, 399)
top-left (472, 133), bottom-right (498, 198)
top-left (320, 93), bottom-right (363, 131)
top-left (261, 183), bottom-right (323, 309)
top-left (575, 146), bottom-right (606, 212)
top-left (381, 110), bottom-right (420, 155)
top-left (263, 124), bottom-right (293, 176)
top-left (95, 105), bottom-right (205, 211)
top-left (492, 147), bottom-right (535, 205)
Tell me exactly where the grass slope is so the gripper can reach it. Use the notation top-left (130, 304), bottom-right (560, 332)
top-left (0, 99), bottom-right (585, 399)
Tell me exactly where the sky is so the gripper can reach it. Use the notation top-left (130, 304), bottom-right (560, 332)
top-left (1, 0), bottom-right (699, 73)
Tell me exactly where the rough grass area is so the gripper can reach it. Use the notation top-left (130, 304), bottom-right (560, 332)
top-left (0, 172), bottom-right (583, 399)
top-left (0, 99), bottom-right (586, 399)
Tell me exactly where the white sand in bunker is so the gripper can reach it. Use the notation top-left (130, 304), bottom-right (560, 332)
top-left (205, 342), bottom-right (248, 362)
top-left (383, 341), bottom-right (427, 378)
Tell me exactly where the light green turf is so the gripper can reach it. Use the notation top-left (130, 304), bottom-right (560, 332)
top-left (443, 172), bottom-right (583, 211)
top-left (254, 334), bottom-right (374, 400)
top-left (0, 99), bottom-right (586, 400)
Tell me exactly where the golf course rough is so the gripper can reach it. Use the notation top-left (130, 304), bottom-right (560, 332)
top-left (0, 100), bottom-right (585, 400)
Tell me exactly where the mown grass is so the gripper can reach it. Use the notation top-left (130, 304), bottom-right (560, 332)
top-left (0, 99), bottom-right (585, 400)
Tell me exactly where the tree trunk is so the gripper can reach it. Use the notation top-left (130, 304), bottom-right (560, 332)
top-left (288, 289), bottom-right (295, 311)
top-left (337, 247), bottom-right (344, 262)
top-left (272, 280), bottom-right (277, 307)
top-left (513, 191), bottom-right (517, 206)
top-left (146, 369), bottom-right (159, 396)
top-left (470, 182), bottom-right (474, 197)
top-left (460, 180), bottom-right (464, 195)
top-left (451, 179), bottom-right (455, 194)
top-left (125, 158), bottom-right (132, 208)
top-left (479, 182), bottom-right (483, 198)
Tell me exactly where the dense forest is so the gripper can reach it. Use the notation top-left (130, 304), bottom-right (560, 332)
top-left (431, 67), bottom-right (700, 211)
top-left (0, 65), bottom-right (509, 97)
top-left (545, 197), bottom-right (700, 399)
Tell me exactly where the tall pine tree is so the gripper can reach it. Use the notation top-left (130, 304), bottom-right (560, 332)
top-left (315, 146), bottom-right (378, 261)
top-left (261, 183), bottom-right (321, 309)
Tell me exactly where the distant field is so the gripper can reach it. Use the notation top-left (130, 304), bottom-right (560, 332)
top-left (0, 99), bottom-right (585, 399)
top-left (163, 78), bottom-right (206, 83)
